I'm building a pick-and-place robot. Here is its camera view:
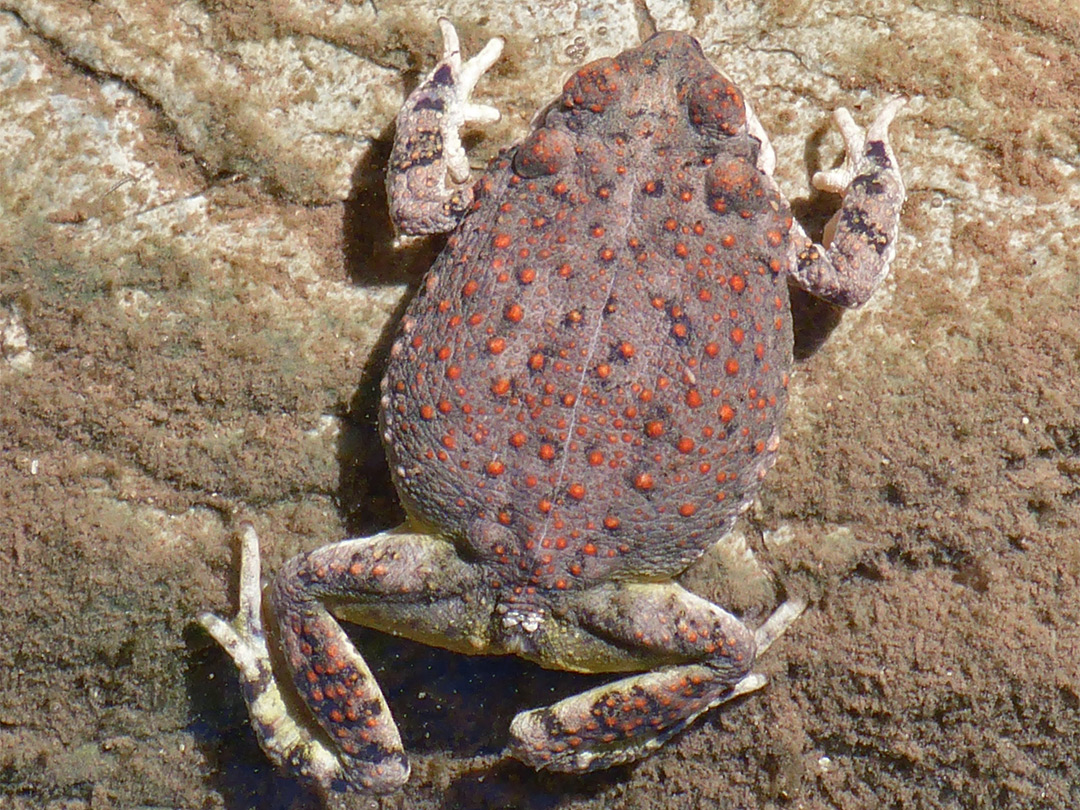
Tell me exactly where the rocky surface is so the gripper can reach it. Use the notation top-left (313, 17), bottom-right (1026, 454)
top-left (1, 1), bottom-right (1078, 808)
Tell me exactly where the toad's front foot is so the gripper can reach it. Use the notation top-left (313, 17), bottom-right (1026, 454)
top-left (791, 97), bottom-right (906, 308)
top-left (811, 97), bottom-right (905, 197)
top-left (387, 18), bottom-right (505, 235)
top-left (198, 525), bottom-right (408, 797)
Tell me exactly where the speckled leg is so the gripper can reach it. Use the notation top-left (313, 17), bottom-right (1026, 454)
top-left (387, 18), bottom-right (504, 235)
top-left (198, 525), bottom-right (361, 797)
top-left (199, 523), bottom-right (491, 797)
top-left (509, 584), bottom-right (805, 772)
top-left (789, 98), bottom-right (906, 307)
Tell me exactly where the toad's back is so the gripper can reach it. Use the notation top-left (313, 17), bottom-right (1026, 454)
top-left (381, 32), bottom-right (794, 590)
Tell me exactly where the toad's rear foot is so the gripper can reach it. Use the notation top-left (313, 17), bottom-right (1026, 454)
top-left (509, 598), bottom-right (806, 772)
top-left (198, 525), bottom-right (409, 797)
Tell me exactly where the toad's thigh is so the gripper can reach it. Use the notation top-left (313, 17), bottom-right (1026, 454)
top-left (519, 581), bottom-right (756, 677)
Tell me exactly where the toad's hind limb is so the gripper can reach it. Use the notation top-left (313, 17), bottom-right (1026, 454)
top-left (200, 524), bottom-right (491, 796)
top-left (201, 525), bottom-right (804, 791)
top-left (508, 583), bottom-right (805, 772)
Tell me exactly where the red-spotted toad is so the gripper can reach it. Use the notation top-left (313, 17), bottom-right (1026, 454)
top-left (200, 19), bottom-right (904, 798)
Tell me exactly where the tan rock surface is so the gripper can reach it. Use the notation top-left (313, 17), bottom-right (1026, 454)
top-left (1, 1), bottom-right (1077, 808)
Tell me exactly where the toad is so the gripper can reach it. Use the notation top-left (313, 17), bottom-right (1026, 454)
top-left (199, 19), bottom-right (904, 798)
